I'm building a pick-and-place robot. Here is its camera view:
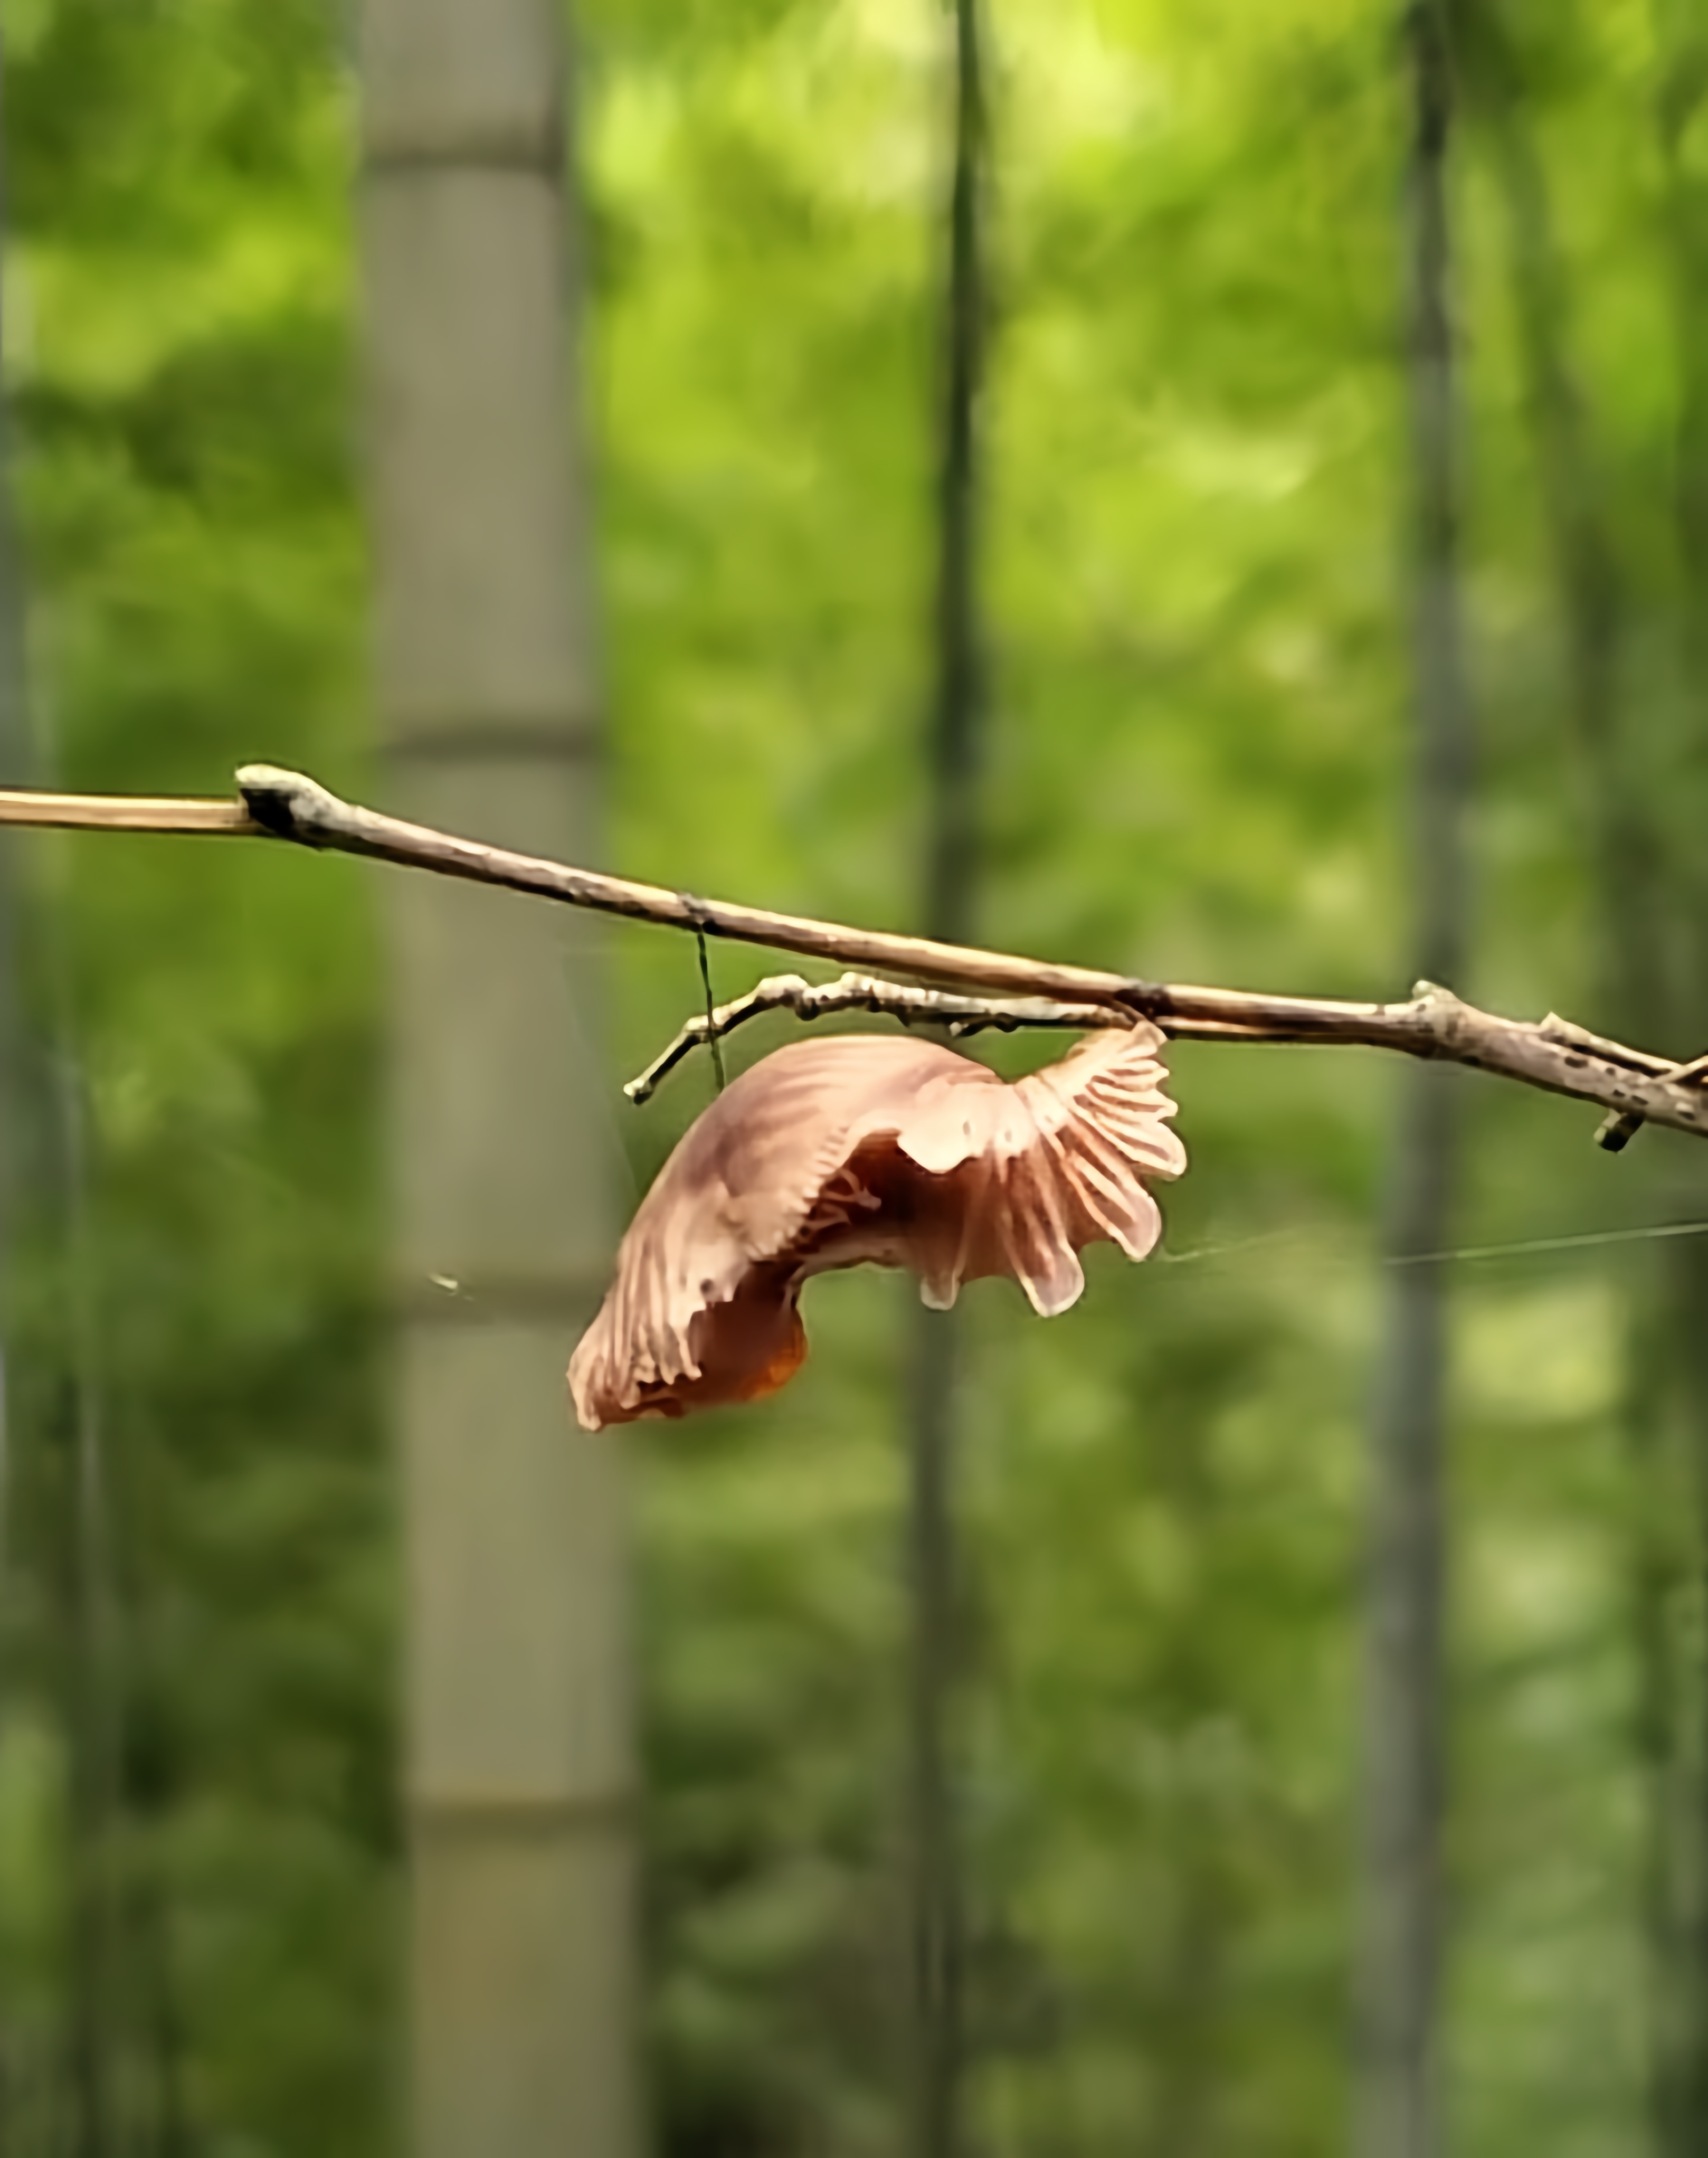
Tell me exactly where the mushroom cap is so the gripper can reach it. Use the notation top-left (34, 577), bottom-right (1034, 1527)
top-left (568, 1020), bottom-right (1185, 1430)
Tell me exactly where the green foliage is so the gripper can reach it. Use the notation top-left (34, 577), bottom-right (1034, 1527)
top-left (0, 0), bottom-right (1697, 2152)
top-left (590, 3), bottom-right (1679, 2152)
top-left (0, 0), bottom-right (388, 2150)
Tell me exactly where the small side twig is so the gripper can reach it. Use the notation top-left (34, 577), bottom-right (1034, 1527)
top-left (1596, 1048), bottom-right (1708, 1153)
top-left (623, 971), bottom-right (1122, 1104)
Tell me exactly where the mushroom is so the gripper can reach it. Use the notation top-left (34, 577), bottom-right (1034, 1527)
top-left (568, 1019), bottom-right (1186, 1430)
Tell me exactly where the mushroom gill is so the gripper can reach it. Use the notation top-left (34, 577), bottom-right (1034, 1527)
top-left (568, 1020), bottom-right (1186, 1431)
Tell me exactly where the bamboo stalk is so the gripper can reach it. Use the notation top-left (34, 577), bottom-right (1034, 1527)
top-left (1357, 6), bottom-right (1468, 2152)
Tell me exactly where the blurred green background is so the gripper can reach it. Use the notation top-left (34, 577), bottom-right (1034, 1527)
top-left (2, 0), bottom-right (1704, 2151)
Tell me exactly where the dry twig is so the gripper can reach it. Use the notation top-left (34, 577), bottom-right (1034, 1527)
top-left (0, 762), bottom-right (1701, 1145)
top-left (623, 971), bottom-right (1123, 1104)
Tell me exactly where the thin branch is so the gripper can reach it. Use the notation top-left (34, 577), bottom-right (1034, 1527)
top-left (0, 762), bottom-right (1695, 1140)
top-left (0, 787), bottom-right (255, 833)
top-left (624, 971), bottom-right (1122, 1104)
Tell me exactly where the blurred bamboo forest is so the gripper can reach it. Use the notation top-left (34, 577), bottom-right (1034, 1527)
top-left (3, 0), bottom-right (1708, 2152)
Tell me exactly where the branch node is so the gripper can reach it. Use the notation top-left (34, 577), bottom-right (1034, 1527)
top-left (675, 890), bottom-right (715, 934)
top-left (236, 764), bottom-right (338, 847)
top-left (1115, 977), bottom-right (1170, 1018)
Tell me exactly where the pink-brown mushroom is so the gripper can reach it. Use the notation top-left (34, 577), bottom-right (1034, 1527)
top-left (568, 1020), bottom-right (1186, 1430)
